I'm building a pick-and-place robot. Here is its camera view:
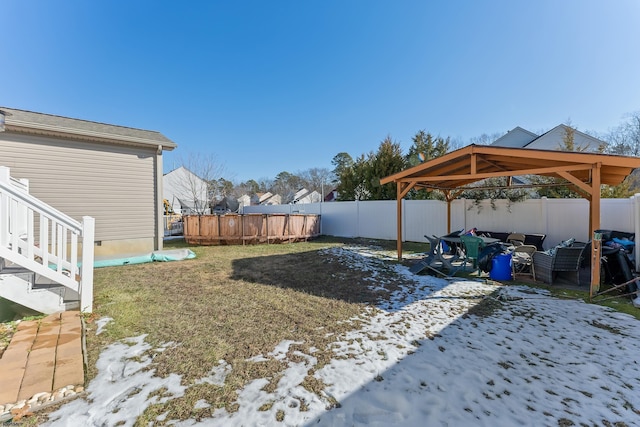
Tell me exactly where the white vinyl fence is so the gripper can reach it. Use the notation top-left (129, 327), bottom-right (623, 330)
top-left (243, 196), bottom-right (640, 264)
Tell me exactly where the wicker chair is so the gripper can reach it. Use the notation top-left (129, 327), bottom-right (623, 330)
top-left (532, 242), bottom-right (587, 285)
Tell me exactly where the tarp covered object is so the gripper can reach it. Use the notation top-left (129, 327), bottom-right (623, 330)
top-left (94, 249), bottom-right (196, 268)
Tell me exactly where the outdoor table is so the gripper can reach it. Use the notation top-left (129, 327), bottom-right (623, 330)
top-left (410, 235), bottom-right (501, 277)
top-left (440, 235), bottom-right (501, 245)
top-left (438, 235), bottom-right (501, 274)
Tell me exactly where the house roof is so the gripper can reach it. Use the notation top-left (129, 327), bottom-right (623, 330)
top-left (523, 125), bottom-right (605, 151)
top-left (163, 166), bottom-right (205, 180)
top-left (491, 124), bottom-right (605, 152)
top-left (491, 126), bottom-right (538, 148)
top-left (0, 107), bottom-right (176, 150)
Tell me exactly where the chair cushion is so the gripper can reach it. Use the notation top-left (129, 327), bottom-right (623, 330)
top-left (544, 238), bottom-right (576, 256)
top-left (523, 234), bottom-right (546, 251)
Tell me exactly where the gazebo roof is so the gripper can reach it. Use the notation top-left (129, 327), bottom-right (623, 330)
top-left (380, 144), bottom-right (640, 191)
top-left (380, 145), bottom-right (640, 297)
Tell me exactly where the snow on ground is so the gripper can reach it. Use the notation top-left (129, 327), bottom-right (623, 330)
top-left (45, 246), bottom-right (640, 426)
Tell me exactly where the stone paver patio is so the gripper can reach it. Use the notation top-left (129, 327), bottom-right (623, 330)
top-left (0, 311), bottom-right (84, 413)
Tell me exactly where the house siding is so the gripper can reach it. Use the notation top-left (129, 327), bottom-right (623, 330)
top-left (1, 132), bottom-right (158, 254)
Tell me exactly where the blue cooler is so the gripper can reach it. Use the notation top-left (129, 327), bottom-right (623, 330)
top-left (490, 253), bottom-right (512, 280)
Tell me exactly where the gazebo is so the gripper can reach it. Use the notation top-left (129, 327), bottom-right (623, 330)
top-left (380, 144), bottom-right (640, 296)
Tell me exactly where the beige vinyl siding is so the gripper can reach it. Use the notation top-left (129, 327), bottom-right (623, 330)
top-left (1, 132), bottom-right (157, 243)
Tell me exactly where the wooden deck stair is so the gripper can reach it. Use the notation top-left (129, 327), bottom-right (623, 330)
top-left (0, 166), bottom-right (94, 315)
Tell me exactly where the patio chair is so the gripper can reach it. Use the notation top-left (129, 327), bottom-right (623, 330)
top-left (523, 233), bottom-right (546, 251)
top-left (409, 235), bottom-right (439, 275)
top-left (511, 244), bottom-right (537, 280)
top-left (532, 242), bottom-right (586, 285)
top-left (460, 235), bottom-right (486, 275)
top-left (507, 233), bottom-right (526, 246)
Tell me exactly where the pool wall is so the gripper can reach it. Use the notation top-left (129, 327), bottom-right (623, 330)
top-left (183, 213), bottom-right (321, 245)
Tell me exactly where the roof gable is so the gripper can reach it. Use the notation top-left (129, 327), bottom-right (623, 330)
top-left (524, 124), bottom-right (604, 152)
top-left (164, 166), bottom-right (207, 184)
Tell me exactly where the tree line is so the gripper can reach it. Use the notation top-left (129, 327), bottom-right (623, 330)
top-left (178, 111), bottom-right (640, 208)
top-left (332, 111), bottom-right (640, 202)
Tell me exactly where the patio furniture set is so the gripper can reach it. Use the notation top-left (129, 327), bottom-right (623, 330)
top-left (411, 229), bottom-right (637, 292)
top-left (410, 230), bottom-right (534, 279)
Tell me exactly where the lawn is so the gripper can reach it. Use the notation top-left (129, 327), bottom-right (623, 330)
top-left (82, 237), bottom-right (425, 423)
top-left (5, 236), bottom-right (640, 426)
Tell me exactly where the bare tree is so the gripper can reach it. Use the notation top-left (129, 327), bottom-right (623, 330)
top-left (271, 171), bottom-right (304, 203)
top-left (468, 131), bottom-right (505, 145)
top-left (165, 153), bottom-right (226, 215)
top-left (299, 167), bottom-right (333, 200)
top-left (606, 111), bottom-right (640, 156)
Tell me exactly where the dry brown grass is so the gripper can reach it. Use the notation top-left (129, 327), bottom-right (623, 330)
top-left (80, 237), bottom-right (420, 424)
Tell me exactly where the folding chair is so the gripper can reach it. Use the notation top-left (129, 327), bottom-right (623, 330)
top-left (507, 233), bottom-right (526, 246)
top-left (511, 244), bottom-right (537, 280)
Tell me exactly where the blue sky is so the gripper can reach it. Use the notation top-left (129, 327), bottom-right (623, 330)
top-left (2, 1), bottom-right (639, 182)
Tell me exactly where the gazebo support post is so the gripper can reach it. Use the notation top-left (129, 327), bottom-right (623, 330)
top-left (558, 165), bottom-right (603, 300)
top-left (444, 191), bottom-right (453, 233)
top-left (589, 163), bottom-right (602, 299)
top-left (395, 181), bottom-right (415, 260)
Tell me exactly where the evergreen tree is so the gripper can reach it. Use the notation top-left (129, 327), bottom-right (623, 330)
top-left (367, 136), bottom-right (406, 200)
top-left (336, 154), bottom-right (370, 200)
top-left (405, 130), bottom-right (450, 200)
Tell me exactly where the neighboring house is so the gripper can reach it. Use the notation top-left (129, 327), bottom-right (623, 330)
top-left (291, 188), bottom-right (321, 204)
top-left (237, 194), bottom-right (251, 211)
top-left (163, 166), bottom-right (210, 214)
top-left (324, 189), bottom-right (338, 202)
top-left (263, 194), bottom-right (282, 205)
top-left (251, 192), bottom-right (281, 206)
top-left (211, 197), bottom-right (239, 214)
top-left (488, 124), bottom-right (608, 192)
top-left (0, 107), bottom-right (176, 258)
top-left (251, 192), bottom-right (270, 205)
top-left (492, 124), bottom-right (605, 151)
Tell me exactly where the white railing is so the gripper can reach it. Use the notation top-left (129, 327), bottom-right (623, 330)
top-left (0, 166), bottom-right (95, 312)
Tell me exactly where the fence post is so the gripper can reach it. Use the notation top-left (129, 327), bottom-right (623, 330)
top-left (541, 197), bottom-right (548, 244)
top-left (319, 201), bottom-right (323, 235)
top-left (356, 200), bottom-right (360, 238)
top-left (80, 216), bottom-right (95, 313)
